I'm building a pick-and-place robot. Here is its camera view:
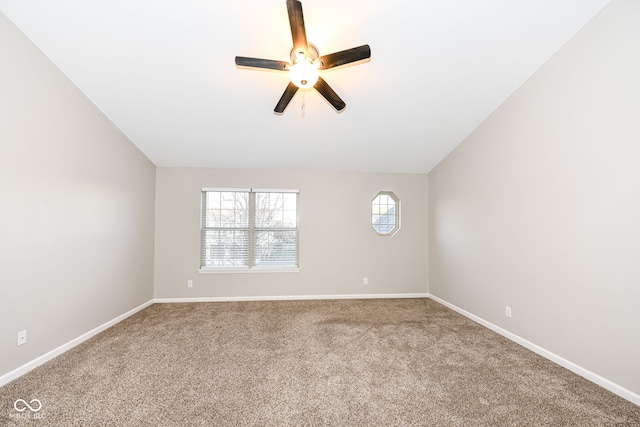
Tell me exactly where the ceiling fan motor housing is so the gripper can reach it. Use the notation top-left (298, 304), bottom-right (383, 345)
top-left (290, 42), bottom-right (319, 63)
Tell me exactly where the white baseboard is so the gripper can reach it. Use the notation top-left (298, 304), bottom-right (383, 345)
top-left (0, 300), bottom-right (154, 388)
top-left (154, 293), bottom-right (429, 303)
top-left (427, 294), bottom-right (640, 407)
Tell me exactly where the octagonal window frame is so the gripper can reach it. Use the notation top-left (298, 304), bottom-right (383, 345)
top-left (371, 191), bottom-right (400, 236)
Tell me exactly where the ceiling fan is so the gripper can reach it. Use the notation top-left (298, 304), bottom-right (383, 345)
top-left (235, 0), bottom-right (371, 114)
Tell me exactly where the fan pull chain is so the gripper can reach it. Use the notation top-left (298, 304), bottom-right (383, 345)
top-left (301, 91), bottom-right (306, 119)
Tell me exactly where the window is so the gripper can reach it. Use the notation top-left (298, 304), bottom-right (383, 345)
top-left (371, 191), bottom-right (400, 236)
top-left (200, 189), bottom-right (299, 271)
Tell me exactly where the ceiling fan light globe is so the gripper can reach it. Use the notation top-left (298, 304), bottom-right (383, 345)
top-left (290, 61), bottom-right (319, 89)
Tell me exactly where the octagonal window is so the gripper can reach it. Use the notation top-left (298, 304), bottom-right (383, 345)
top-left (371, 191), bottom-right (399, 236)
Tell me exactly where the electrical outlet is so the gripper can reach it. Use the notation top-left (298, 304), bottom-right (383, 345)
top-left (505, 306), bottom-right (512, 318)
top-left (187, 280), bottom-right (193, 288)
top-left (17, 330), bottom-right (27, 346)
top-left (363, 277), bottom-right (368, 285)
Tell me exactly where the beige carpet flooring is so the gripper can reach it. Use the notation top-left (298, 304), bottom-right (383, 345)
top-left (1, 298), bottom-right (639, 426)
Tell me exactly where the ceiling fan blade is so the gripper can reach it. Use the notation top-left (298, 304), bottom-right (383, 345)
top-left (274, 82), bottom-right (299, 114)
top-left (318, 45), bottom-right (371, 70)
top-left (286, 0), bottom-right (308, 57)
top-left (235, 56), bottom-right (291, 71)
top-left (314, 77), bottom-right (346, 112)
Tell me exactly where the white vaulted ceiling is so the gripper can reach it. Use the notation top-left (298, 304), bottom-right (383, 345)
top-left (0, 0), bottom-right (611, 173)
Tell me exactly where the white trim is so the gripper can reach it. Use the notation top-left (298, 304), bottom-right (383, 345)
top-left (198, 267), bottom-right (301, 274)
top-left (0, 300), bottom-right (153, 388)
top-left (427, 294), bottom-right (640, 406)
top-left (201, 188), bottom-right (299, 193)
top-left (154, 293), bottom-right (429, 303)
top-left (201, 187), bottom-right (250, 192)
top-left (251, 188), bottom-right (299, 193)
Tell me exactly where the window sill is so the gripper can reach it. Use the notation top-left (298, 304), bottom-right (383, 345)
top-left (198, 267), bottom-right (301, 274)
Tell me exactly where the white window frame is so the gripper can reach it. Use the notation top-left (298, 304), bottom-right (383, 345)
top-left (199, 188), bottom-right (300, 273)
top-left (371, 191), bottom-right (400, 236)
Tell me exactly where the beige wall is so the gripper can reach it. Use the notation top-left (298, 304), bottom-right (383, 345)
top-left (154, 167), bottom-right (428, 299)
top-left (0, 13), bottom-right (156, 378)
top-left (429, 0), bottom-right (640, 396)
